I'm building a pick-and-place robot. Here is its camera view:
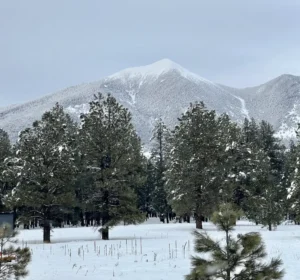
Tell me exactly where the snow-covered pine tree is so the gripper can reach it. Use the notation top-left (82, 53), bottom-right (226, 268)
top-left (0, 129), bottom-right (11, 162)
top-left (3, 104), bottom-right (78, 242)
top-left (216, 115), bottom-right (245, 207)
top-left (186, 203), bottom-right (284, 280)
top-left (283, 141), bottom-right (297, 221)
top-left (79, 93), bottom-right (145, 240)
top-left (235, 118), bottom-right (261, 220)
top-left (285, 127), bottom-right (300, 222)
top-left (150, 119), bottom-right (172, 223)
top-left (0, 224), bottom-right (31, 280)
top-left (0, 129), bottom-right (11, 211)
top-left (165, 102), bottom-right (238, 229)
top-left (242, 121), bottom-right (286, 230)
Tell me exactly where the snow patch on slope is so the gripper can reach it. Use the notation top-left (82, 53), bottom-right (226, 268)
top-left (232, 95), bottom-right (250, 119)
top-left (275, 123), bottom-right (297, 140)
top-left (126, 90), bottom-right (137, 105)
top-left (275, 104), bottom-right (300, 141)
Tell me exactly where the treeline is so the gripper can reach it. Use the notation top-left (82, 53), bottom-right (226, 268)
top-left (0, 94), bottom-right (299, 243)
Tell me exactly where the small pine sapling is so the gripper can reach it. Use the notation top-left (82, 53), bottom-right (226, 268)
top-left (186, 203), bottom-right (284, 280)
top-left (0, 224), bottom-right (31, 280)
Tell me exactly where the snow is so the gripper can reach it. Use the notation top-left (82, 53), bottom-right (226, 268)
top-left (126, 90), bottom-right (137, 105)
top-left (107, 59), bottom-right (215, 86)
top-left (274, 104), bottom-right (300, 141)
top-left (232, 94), bottom-right (250, 119)
top-left (65, 104), bottom-right (90, 116)
top-left (17, 218), bottom-right (300, 280)
top-left (275, 123), bottom-right (297, 140)
top-left (287, 181), bottom-right (296, 199)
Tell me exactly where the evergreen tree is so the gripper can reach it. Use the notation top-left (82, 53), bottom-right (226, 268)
top-left (283, 141), bottom-right (298, 221)
top-left (0, 129), bottom-right (11, 162)
top-left (217, 116), bottom-right (245, 207)
top-left (3, 104), bottom-right (78, 242)
top-left (0, 224), bottom-right (31, 280)
top-left (186, 204), bottom-right (284, 280)
top-left (236, 118), bottom-right (261, 220)
top-left (150, 119), bottom-right (171, 222)
top-left (165, 102), bottom-right (239, 229)
top-left (243, 121), bottom-right (286, 230)
top-left (0, 129), bottom-right (11, 211)
top-left (73, 168), bottom-right (96, 227)
top-left (136, 160), bottom-right (155, 217)
top-left (79, 93), bottom-right (145, 240)
top-left (286, 129), bottom-right (300, 222)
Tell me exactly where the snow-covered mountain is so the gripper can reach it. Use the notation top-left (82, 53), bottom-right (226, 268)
top-left (0, 59), bottom-right (299, 146)
top-left (223, 74), bottom-right (300, 142)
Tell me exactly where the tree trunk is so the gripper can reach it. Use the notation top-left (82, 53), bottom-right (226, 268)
top-left (225, 230), bottom-right (230, 280)
top-left (102, 227), bottom-right (109, 240)
top-left (226, 269), bottom-right (230, 280)
top-left (43, 220), bottom-right (51, 243)
top-left (166, 213), bottom-right (169, 224)
top-left (195, 214), bottom-right (203, 229)
top-left (187, 215), bottom-right (190, 223)
top-left (66, 214), bottom-right (71, 225)
top-left (86, 212), bottom-right (91, 226)
top-left (13, 208), bottom-right (17, 229)
top-left (101, 210), bottom-right (110, 240)
top-left (268, 223), bottom-right (272, 231)
top-left (95, 215), bottom-right (100, 226)
top-left (80, 211), bottom-right (84, 227)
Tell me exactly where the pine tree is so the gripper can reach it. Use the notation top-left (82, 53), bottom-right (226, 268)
top-left (136, 160), bottom-right (155, 217)
top-left (217, 115), bottom-right (245, 207)
top-left (73, 167), bottom-right (96, 227)
top-left (3, 104), bottom-right (78, 242)
top-left (0, 224), bottom-right (31, 279)
top-left (79, 93), bottom-right (145, 240)
top-left (242, 121), bottom-right (286, 230)
top-left (150, 119), bottom-right (172, 222)
top-left (165, 102), bottom-right (239, 229)
top-left (0, 129), bottom-right (11, 211)
top-left (286, 128), bottom-right (300, 222)
top-left (283, 141), bottom-right (298, 221)
top-left (0, 129), bottom-right (11, 162)
top-left (186, 204), bottom-right (284, 280)
top-left (235, 118), bottom-right (261, 221)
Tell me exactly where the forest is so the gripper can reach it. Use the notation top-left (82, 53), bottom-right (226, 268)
top-left (0, 93), bottom-right (298, 245)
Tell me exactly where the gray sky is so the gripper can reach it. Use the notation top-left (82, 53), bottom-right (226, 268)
top-left (1, 0), bottom-right (300, 106)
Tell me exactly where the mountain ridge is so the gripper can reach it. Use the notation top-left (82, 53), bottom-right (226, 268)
top-left (0, 59), bottom-right (299, 146)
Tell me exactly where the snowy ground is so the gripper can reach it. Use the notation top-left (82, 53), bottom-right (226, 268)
top-left (16, 218), bottom-right (300, 280)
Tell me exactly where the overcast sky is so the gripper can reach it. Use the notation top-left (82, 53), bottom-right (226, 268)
top-left (1, 0), bottom-right (300, 106)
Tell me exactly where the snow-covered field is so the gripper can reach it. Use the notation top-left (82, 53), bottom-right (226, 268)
top-left (17, 218), bottom-right (300, 280)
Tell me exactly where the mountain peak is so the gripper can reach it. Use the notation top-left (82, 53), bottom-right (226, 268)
top-left (276, 73), bottom-right (300, 81)
top-left (107, 59), bottom-right (214, 85)
top-left (259, 73), bottom-right (300, 88)
top-left (145, 58), bottom-right (183, 72)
